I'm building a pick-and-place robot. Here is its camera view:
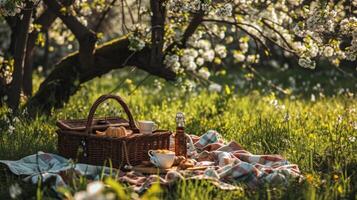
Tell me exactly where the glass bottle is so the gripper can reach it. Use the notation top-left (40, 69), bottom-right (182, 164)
top-left (175, 112), bottom-right (187, 157)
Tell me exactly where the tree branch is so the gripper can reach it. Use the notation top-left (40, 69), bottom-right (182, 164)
top-left (7, 1), bottom-right (34, 109)
top-left (43, 0), bottom-right (97, 70)
top-left (165, 11), bottom-right (205, 54)
top-left (26, 37), bottom-right (176, 114)
top-left (203, 18), bottom-right (298, 56)
top-left (94, 0), bottom-right (118, 32)
top-left (261, 18), bottom-right (294, 50)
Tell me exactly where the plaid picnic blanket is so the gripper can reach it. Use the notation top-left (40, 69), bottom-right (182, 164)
top-left (119, 130), bottom-right (302, 192)
top-left (0, 130), bottom-right (302, 193)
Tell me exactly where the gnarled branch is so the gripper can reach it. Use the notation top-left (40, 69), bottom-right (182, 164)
top-left (43, 0), bottom-right (97, 70)
top-left (26, 37), bottom-right (176, 114)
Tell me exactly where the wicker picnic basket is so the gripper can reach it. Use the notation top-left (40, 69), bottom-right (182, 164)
top-left (56, 94), bottom-right (172, 168)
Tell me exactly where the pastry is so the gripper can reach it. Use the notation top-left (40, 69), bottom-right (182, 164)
top-left (178, 159), bottom-right (195, 170)
top-left (96, 126), bottom-right (131, 137)
top-left (95, 130), bottom-right (106, 136)
top-left (173, 156), bottom-right (186, 166)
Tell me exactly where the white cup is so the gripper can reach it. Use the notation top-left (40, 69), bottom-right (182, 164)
top-left (148, 150), bottom-right (175, 169)
top-left (138, 120), bottom-right (158, 134)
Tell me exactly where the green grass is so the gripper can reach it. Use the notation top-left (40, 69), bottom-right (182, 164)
top-left (0, 67), bottom-right (356, 199)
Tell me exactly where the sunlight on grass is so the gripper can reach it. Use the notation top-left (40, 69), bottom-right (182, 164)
top-left (0, 70), bottom-right (356, 199)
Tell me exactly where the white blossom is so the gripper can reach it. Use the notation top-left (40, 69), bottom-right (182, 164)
top-left (164, 54), bottom-right (181, 72)
top-left (198, 68), bottom-right (210, 79)
top-left (239, 42), bottom-right (249, 53)
top-left (202, 49), bottom-right (215, 62)
top-left (247, 55), bottom-right (259, 63)
top-left (9, 183), bottom-right (22, 199)
top-left (214, 44), bottom-right (227, 58)
top-left (186, 61), bottom-right (197, 71)
top-left (196, 40), bottom-right (211, 50)
top-left (128, 35), bottom-right (145, 51)
top-left (196, 57), bottom-right (205, 66)
top-left (323, 46), bottom-right (334, 57)
top-left (233, 51), bottom-right (245, 62)
top-left (298, 57), bottom-right (316, 69)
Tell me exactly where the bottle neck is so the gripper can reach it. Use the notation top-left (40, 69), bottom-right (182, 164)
top-left (176, 122), bottom-right (185, 128)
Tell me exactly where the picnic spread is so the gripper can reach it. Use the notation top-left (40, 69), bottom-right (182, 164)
top-left (0, 94), bottom-right (302, 193)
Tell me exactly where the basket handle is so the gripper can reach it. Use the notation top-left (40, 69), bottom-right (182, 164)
top-left (85, 94), bottom-right (140, 134)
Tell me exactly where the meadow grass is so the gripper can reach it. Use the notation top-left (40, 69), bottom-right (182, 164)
top-left (0, 67), bottom-right (356, 199)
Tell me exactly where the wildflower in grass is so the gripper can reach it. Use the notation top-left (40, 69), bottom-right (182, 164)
top-left (125, 79), bottom-right (132, 85)
top-left (269, 99), bottom-right (285, 110)
top-left (283, 112), bottom-right (290, 122)
top-left (22, 108), bottom-right (28, 116)
top-left (352, 122), bottom-right (357, 130)
top-left (308, 133), bottom-right (316, 140)
top-left (8, 125), bottom-right (15, 134)
top-left (87, 181), bottom-right (105, 196)
top-left (154, 79), bottom-right (163, 91)
top-left (13, 117), bottom-right (20, 123)
top-left (74, 181), bottom-right (106, 200)
top-left (349, 136), bottom-right (356, 142)
top-left (333, 174), bottom-right (339, 181)
top-left (337, 185), bottom-right (344, 194)
top-left (337, 115), bottom-right (343, 124)
top-left (270, 99), bottom-right (278, 107)
top-left (9, 183), bottom-right (22, 199)
top-left (305, 174), bottom-right (314, 184)
top-left (209, 83), bottom-right (222, 92)
top-left (310, 94), bottom-right (316, 102)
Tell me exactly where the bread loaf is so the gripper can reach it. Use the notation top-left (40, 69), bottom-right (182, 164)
top-left (96, 126), bottom-right (130, 137)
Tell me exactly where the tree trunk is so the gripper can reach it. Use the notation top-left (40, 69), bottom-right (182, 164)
top-left (150, 0), bottom-right (165, 68)
top-left (22, 35), bottom-right (36, 97)
top-left (7, 2), bottom-right (33, 110)
top-left (23, 9), bottom-right (57, 96)
top-left (26, 36), bottom-right (176, 115)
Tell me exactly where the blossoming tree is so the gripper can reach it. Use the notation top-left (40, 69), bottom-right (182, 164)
top-left (0, 0), bottom-right (356, 113)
